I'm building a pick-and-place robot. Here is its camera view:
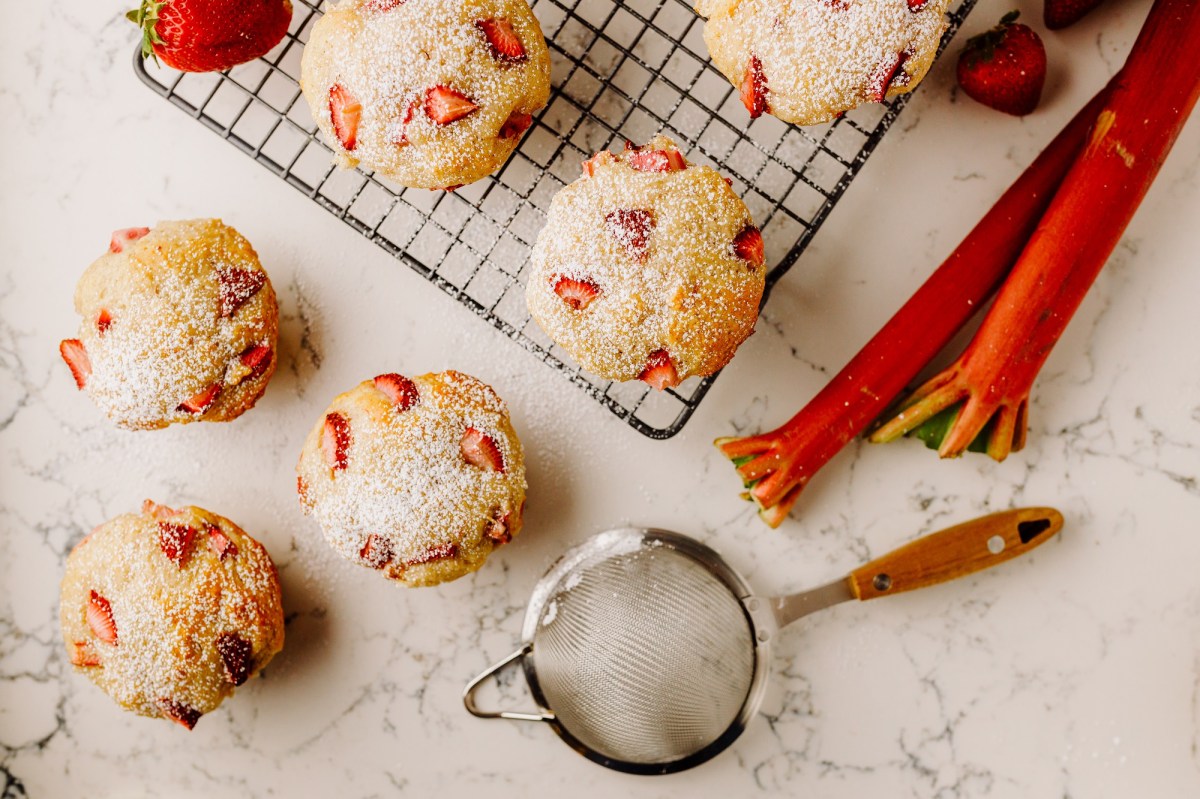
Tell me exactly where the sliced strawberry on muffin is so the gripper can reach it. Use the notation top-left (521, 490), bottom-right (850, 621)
top-left (528, 135), bottom-right (765, 388)
top-left (59, 219), bottom-right (279, 429)
top-left (300, 0), bottom-right (550, 189)
top-left (60, 502), bottom-right (284, 729)
top-left (296, 371), bottom-right (527, 588)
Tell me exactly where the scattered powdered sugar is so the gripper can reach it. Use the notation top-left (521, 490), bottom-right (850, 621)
top-left (59, 504), bottom-right (285, 723)
top-left (527, 135), bottom-right (765, 383)
top-left (697, 0), bottom-right (951, 125)
top-left (73, 219), bottom-right (277, 430)
top-left (298, 370), bottom-right (527, 587)
top-left (300, 0), bottom-right (552, 188)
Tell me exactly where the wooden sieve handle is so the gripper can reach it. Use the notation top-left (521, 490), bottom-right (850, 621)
top-left (848, 507), bottom-right (1063, 601)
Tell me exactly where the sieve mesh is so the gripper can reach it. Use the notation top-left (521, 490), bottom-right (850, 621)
top-left (529, 543), bottom-right (755, 765)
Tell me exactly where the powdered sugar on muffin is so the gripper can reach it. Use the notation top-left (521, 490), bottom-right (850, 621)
top-left (696, 0), bottom-right (950, 126)
top-left (296, 370), bottom-right (527, 588)
top-left (300, 0), bottom-right (551, 189)
top-left (60, 501), bottom-right (285, 729)
top-left (59, 219), bottom-right (278, 430)
top-left (527, 136), bottom-right (765, 388)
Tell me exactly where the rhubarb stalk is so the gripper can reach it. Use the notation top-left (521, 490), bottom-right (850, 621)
top-left (716, 86), bottom-right (1111, 527)
top-left (871, 0), bottom-right (1200, 460)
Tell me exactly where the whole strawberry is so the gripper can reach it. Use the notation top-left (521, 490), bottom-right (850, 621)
top-left (128, 0), bottom-right (293, 73)
top-left (956, 11), bottom-right (1047, 117)
top-left (1044, 0), bottom-right (1107, 29)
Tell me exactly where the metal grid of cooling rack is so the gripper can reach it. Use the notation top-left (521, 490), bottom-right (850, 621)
top-left (134, 0), bottom-right (976, 439)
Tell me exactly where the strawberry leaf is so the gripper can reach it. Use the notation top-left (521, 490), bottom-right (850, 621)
top-left (129, 0), bottom-right (166, 65)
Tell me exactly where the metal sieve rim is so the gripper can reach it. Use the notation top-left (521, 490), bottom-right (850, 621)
top-left (517, 528), bottom-right (775, 775)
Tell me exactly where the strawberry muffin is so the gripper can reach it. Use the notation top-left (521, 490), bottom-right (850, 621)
top-left (296, 370), bottom-right (527, 588)
top-left (299, 0), bottom-right (552, 190)
top-left (60, 501), bottom-right (285, 730)
top-left (526, 136), bottom-right (766, 390)
top-left (58, 219), bottom-right (278, 430)
top-left (695, 0), bottom-right (950, 125)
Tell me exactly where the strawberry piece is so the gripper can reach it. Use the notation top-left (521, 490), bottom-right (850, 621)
top-left (957, 12), bottom-right (1047, 116)
top-left (71, 527), bottom-right (99, 556)
top-left (1044, 0), bottom-right (1106, 29)
top-left (476, 18), bottom-right (526, 62)
top-left (582, 150), bottom-right (612, 177)
top-left (87, 591), bottom-right (118, 645)
top-left (868, 50), bottom-right (911, 103)
top-left (406, 542), bottom-right (459, 566)
top-left (158, 521), bottom-right (197, 567)
top-left (109, 227), bottom-right (150, 254)
top-left (70, 641), bottom-right (102, 667)
top-left (177, 383), bottom-right (222, 414)
top-left (130, 0), bottom-right (292, 73)
top-left (216, 631), bottom-right (253, 686)
top-left (157, 697), bottom-right (201, 731)
top-left (733, 224), bottom-right (765, 268)
top-left (373, 373), bottom-right (420, 411)
top-left (553, 276), bottom-right (601, 310)
top-left (624, 148), bottom-right (688, 173)
top-left (59, 339), bottom-right (91, 389)
top-left (142, 499), bottom-right (179, 520)
top-left (907, 0), bottom-right (929, 10)
top-left (238, 344), bottom-right (273, 382)
top-left (499, 110), bottom-right (533, 141)
top-left (605, 208), bottom-right (656, 262)
top-left (740, 54), bottom-right (769, 119)
top-left (365, 0), bottom-right (406, 11)
top-left (639, 349), bottom-right (680, 391)
top-left (96, 308), bottom-right (114, 335)
top-left (486, 508), bottom-right (513, 545)
top-left (425, 85), bottom-right (479, 126)
top-left (460, 427), bottom-right (505, 472)
top-left (394, 96), bottom-right (421, 145)
top-left (207, 523), bottom-right (239, 561)
top-left (360, 534), bottom-right (395, 569)
top-left (296, 476), bottom-right (313, 513)
top-left (217, 266), bottom-right (267, 317)
top-left (329, 83), bottom-right (362, 150)
top-left (322, 412), bottom-right (351, 472)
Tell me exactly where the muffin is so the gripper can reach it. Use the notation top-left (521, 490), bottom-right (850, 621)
top-left (300, 0), bottom-right (552, 189)
top-left (296, 370), bottom-right (527, 587)
top-left (58, 219), bottom-right (278, 430)
top-left (526, 136), bottom-right (766, 390)
top-left (60, 501), bottom-right (285, 730)
top-left (695, 0), bottom-right (950, 125)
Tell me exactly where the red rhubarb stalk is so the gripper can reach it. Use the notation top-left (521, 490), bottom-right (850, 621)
top-left (716, 86), bottom-right (1111, 527)
top-left (871, 0), bottom-right (1200, 460)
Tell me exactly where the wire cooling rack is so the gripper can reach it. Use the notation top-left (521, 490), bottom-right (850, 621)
top-left (135, 0), bottom-right (976, 439)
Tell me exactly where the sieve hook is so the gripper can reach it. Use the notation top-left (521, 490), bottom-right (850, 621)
top-left (462, 644), bottom-right (554, 723)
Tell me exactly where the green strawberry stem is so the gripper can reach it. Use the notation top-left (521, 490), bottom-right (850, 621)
top-left (715, 86), bottom-right (1110, 528)
top-left (127, 0), bottom-right (166, 65)
top-left (964, 9), bottom-right (1021, 65)
top-left (872, 0), bottom-right (1200, 460)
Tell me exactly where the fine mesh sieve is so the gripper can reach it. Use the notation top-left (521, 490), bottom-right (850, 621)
top-left (464, 508), bottom-right (1063, 774)
top-left (528, 533), bottom-right (759, 766)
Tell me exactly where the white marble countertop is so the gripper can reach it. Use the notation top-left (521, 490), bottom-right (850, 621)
top-left (3, 0), bottom-right (1199, 796)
